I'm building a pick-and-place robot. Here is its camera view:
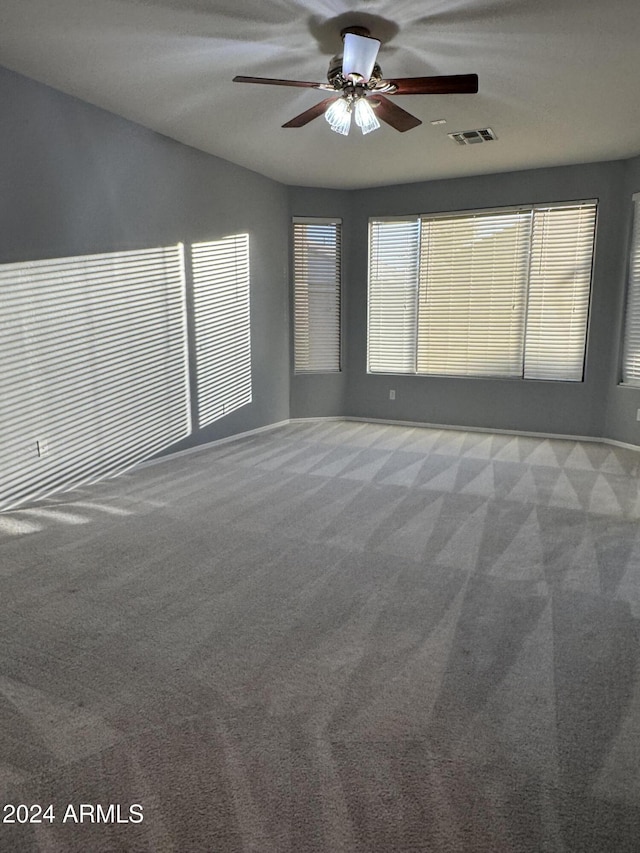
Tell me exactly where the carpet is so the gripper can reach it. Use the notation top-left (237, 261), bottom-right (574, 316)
top-left (1, 419), bottom-right (639, 852)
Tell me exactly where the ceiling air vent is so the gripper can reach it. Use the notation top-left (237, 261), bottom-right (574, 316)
top-left (448, 128), bottom-right (497, 145)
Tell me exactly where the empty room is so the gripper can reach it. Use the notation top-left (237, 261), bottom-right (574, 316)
top-left (1, 1), bottom-right (640, 851)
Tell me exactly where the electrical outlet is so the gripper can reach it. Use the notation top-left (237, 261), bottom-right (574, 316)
top-left (36, 438), bottom-right (49, 457)
top-left (389, 389), bottom-right (396, 400)
top-left (636, 409), bottom-right (640, 422)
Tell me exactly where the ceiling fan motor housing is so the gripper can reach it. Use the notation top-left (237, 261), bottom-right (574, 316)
top-left (340, 25), bottom-right (372, 39)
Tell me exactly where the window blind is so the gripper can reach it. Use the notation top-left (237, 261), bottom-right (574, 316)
top-left (622, 194), bottom-right (640, 385)
top-left (524, 203), bottom-right (596, 380)
top-left (293, 219), bottom-right (341, 373)
top-left (192, 234), bottom-right (252, 426)
top-left (0, 245), bottom-right (190, 511)
top-left (368, 219), bottom-right (420, 374)
top-left (417, 210), bottom-right (530, 376)
top-left (368, 201), bottom-right (597, 381)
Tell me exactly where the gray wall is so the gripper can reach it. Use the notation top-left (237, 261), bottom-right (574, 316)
top-left (4, 62), bottom-right (640, 465)
top-left (0, 66), bottom-right (290, 455)
top-left (337, 162), bottom-right (629, 438)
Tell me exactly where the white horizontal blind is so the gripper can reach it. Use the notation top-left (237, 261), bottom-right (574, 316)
top-left (622, 195), bottom-right (640, 385)
top-left (0, 245), bottom-right (190, 511)
top-left (293, 220), bottom-right (341, 373)
top-left (368, 201), bottom-right (596, 381)
top-left (192, 234), bottom-right (251, 426)
top-left (368, 219), bottom-right (420, 373)
top-left (524, 202), bottom-right (596, 380)
top-left (417, 210), bottom-right (531, 376)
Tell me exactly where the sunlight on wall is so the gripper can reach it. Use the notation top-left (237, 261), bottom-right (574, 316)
top-left (192, 234), bottom-right (252, 427)
top-left (0, 245), bottom-right (191, 512)
top-left (0, 235), bottom-right (255, 515)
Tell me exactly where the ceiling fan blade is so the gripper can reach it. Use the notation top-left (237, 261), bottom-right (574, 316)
top-left (282, 97), bottom-right (339, 128)
top-left (342, 32), bottom-right (381, 83)
top-left (233, 75), bottom-right (325, 89)
top-left (369, 95), bottom-right (422, 133)
top-left (390, 74), bottom-right (479, 95)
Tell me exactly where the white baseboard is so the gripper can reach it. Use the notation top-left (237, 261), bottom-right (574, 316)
top-left (343, 415), bottom-right (640, 453)
top-left (342, 415), bottom-right (600, 444)
top-left (288, 416), bottom-right (346, 424)
top-left (134, 414), bottom-right (640, 473)
top-left (342, 416), bottom-right (640, 451)
top-left (602, 436), bottom-right (640, 453)
top-left (134, 419), bottom-right (292, 470)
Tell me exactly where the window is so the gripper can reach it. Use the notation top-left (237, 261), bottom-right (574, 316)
top-left (368, 219), bottom-right (419, 374)
top-left (368, 201), bottom-right (597, 381)
top-left (622, 193), bottom-right (640, 385)
top-left (293, 218), bottom-right (341, 373)
top-left (192, 234), bottom-right (252, 426)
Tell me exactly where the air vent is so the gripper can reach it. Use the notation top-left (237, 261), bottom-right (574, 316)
top-left (448, 128), bottom-right (497, 145)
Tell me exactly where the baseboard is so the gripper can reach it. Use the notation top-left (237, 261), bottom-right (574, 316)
top-left (342, 415), bottom-right (600, 444)
top-left (288, 416), bottom-right (346, 424)
top-left (343, 415), bottom-right (640, 453)
top-left (134, 419), bottom-right (292, 470)
top-left (134, 414), bottom-right (640, 474)
top-left (602, 436), bottom-right (640, 453)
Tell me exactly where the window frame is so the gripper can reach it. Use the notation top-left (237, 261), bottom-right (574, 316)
top-left (292, 216), bottom-right (343, 375)
top-left (620, 192), bottom-right (640, 387)
top-left (367, 199), bottom-right (597, 383)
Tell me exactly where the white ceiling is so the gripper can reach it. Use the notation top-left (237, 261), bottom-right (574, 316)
top-left (1, 0), bottom-right (639, 189)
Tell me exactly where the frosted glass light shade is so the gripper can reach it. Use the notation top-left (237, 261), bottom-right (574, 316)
top-left (325, 98), bottom-right (352, 135)
top-left (342, 33), bottom-right (381, 82)
top-left (354, 98), bottom-right (380, 135)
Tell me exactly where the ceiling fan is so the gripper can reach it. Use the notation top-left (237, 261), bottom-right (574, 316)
top-left (233, 26), bottom-right (478, 135)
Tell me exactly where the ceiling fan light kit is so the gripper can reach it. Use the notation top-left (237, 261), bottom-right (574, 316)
top-left (233, 26), bottom-right (478, 136)
top-left (354, 98), bottom-right (380, 135)
top-left (326, 97), bottom-right (352, 135)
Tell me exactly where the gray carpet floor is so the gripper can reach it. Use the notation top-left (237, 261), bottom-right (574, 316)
top-left (1, 418), bottom-right (640, 852)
